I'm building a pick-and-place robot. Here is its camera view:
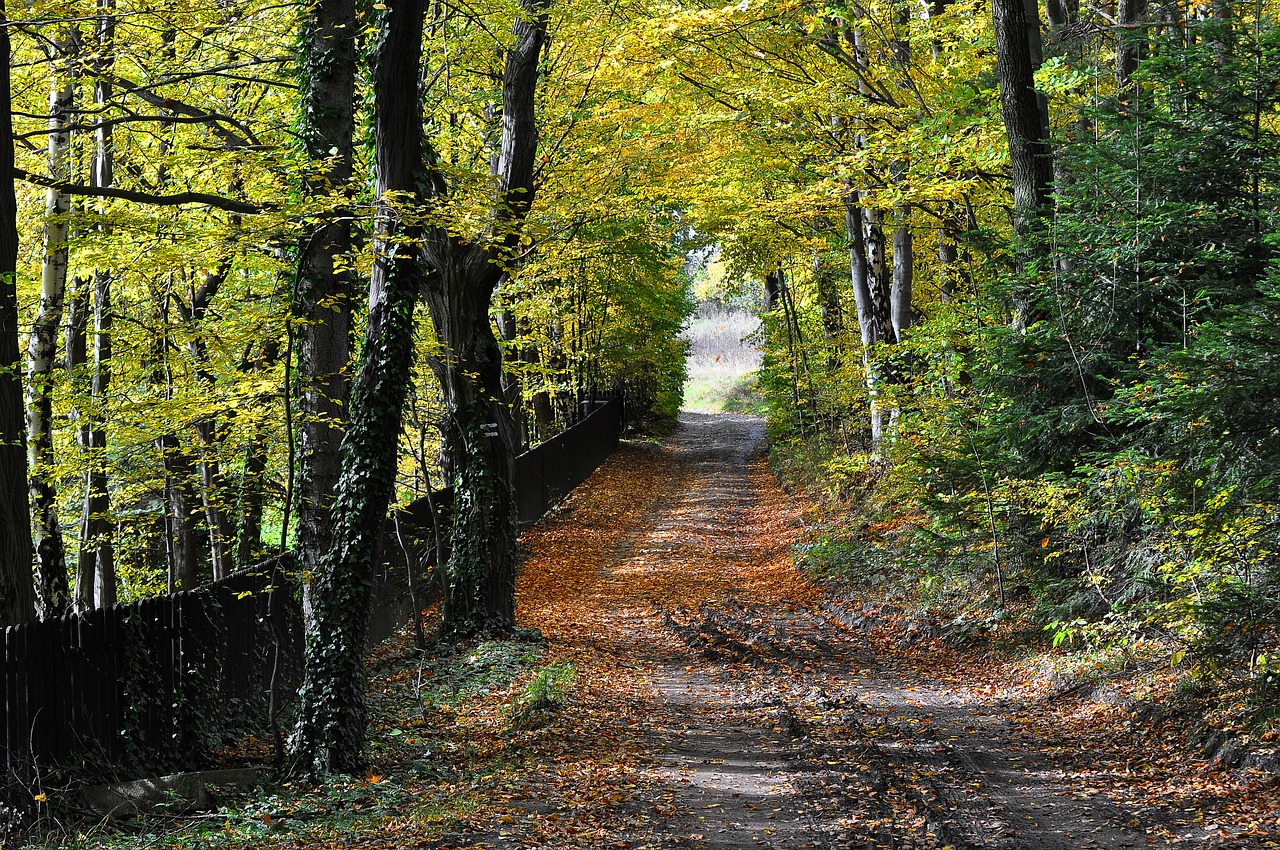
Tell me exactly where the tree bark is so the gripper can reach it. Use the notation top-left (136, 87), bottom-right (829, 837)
top-left (290, 0), bottom-right (427, 776)
top-left (294, 0), bottom-right (356, 602)
top-left (0, 0), bottom-right (36, 624)
top-left (1115, 0), bottom-right (1147, 91)
top-left (890, 223), bottom-right (913, 342)
top-left (992, 0), bottom-right (1054, 237)
top-left (431, 0), bottom-right (549, 639)
top-left (28, 28), bottom-right (78, 617)
top-left (161, 434), bottom-right (203, 591)
top-left (78, 1), bottom-right (116, 608)
top-left (81, 270), bottom-right (114, 607)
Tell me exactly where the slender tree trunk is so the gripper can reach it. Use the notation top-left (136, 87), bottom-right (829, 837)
top-left (235, 341), bottom-right (278, 569)
top-left (1116, 0), bottom-right (1147, 90)
top-left (0, 0), bottom-right (36, 624)
top-left (28, 28), bottom-right (78, 617)
top-left (66, 274), bottom-right (91, 610)
top-left (290, 0), bottom-right (426, 775)
top-left (236, 427), bottom-right (268, 568)
top-left (81, 269), bottom-right (115, 607)
top-left (161, 434), bottom-right (203, 590)
top-left (890, 222), bottom-right (913, 342)
top-left (294, 0), bottom-right (355, 600)
top-left (813, 252), bottom-right (843, 370)
top-left (75, 0), bottom-right (115, 609)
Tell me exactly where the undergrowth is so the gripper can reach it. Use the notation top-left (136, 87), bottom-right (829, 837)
top-left (15, 628), bottom-right (579, 850)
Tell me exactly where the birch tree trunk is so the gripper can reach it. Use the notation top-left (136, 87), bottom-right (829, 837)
top-left (0, 0), bottom-right (36, 624)
top-left (28, 29), bottom-right (78, 617)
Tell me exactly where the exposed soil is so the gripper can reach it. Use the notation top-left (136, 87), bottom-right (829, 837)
top-left (425, 412), bottom-right (1279, 850)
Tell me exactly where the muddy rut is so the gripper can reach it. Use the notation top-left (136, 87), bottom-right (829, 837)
top-left (439, 412), bottom-right (1257, 850)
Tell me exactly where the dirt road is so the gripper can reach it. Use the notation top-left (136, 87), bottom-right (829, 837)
top-left (436, 412), bottom-right (1271, 850)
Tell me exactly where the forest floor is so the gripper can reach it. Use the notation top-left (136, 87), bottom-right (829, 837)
top-left (369, 412), bottom-right (1278, 850)
top-left (57, 412), bottom-right (1280, 849)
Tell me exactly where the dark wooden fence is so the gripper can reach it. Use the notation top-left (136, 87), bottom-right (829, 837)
top-left (0, 398), bottom-right (622, 783)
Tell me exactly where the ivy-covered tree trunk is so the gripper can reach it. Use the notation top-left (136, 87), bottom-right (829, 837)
top-left (289, 0), bottom-right (426, 776)
top-left (428, 0), bottom-right (549, 639)
top-left (426, 256), bottom-right (520, 636)
top-left (294, 0), bottom-right (355, 594)
top-left (28, 26), bottom-right (78, 617)
top-left (0, 0), bottom-right (36, 625)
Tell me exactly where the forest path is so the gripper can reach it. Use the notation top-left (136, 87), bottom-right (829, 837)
top-left (425, 412), bottom-right (1256, 850)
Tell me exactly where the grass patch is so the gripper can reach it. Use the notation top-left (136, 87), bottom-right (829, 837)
top-left (682, 305), bottom-right (762, 413)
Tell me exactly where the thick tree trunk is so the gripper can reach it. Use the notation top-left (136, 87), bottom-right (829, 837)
top-left (0, 0), bottom-right (36, 624)
top-left (28, 30), bottom-right (77, 617)
top-left (294, 0), bottom-right (355, 597)
top-left (427, 251), bottom-right (520, 636)
top-left (992, 0), bottom-right (1054, 237)
top-left (290, 0), bottom-right (426, 776)
top-left (431, 0), bottom-right (549, 639)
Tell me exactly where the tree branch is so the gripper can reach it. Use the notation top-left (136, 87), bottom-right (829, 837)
top-left (15, 168), bottom-right (263, 213)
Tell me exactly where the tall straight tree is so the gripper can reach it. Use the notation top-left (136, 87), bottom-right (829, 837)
top-left (294, 0), bottom-right (355, 586)
top-left (0, 0), bottom-right (36, 625)
top-left (290, 0), bottom-right (428, 775)
top-left (991, 0), bottom-right (1053, 236)
top-left (28, 26), bottom-right (77, 616)
top-left (428, 0), bottom-right (550, 638)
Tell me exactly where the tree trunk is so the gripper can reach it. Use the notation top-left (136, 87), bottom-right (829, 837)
top-left (890, 222), bottom-right (913, 342)
top-left (235, 341), bottom-right (278, 569)
top-left (289, 0), bottom-right (427, 776)
top-left (431, 0), bottom-right (549, 639)
top-left (427, 250), bottom-right (520, 636)
top-left (78, 3), bottom-right (116, 608)
top-left (236, 426), bottom-right (268, 569)
top-left (992, 0), bottom-right (1054, 238)
top-left (1116, 0), bottom-right (1147, 91)
top-left (28, 28), bottom-right (78, 617)
top-left (294, 0), bottom-right (356, 598)
top-left (161, 434), bottom-right (203, 591)
top-left (0, 0), bottom-right (36, 624)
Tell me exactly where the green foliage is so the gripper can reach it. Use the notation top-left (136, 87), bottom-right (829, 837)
top-left (508, 660), bottom-right (576, 727)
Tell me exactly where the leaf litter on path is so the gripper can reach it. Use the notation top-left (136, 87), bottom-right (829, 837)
top-left (296, 412), bottom-right (1280, 850)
